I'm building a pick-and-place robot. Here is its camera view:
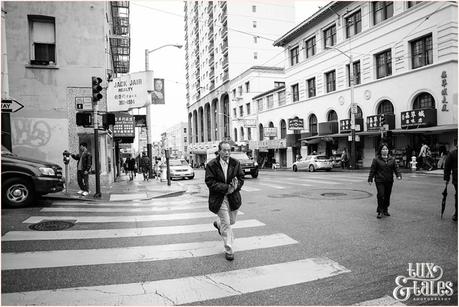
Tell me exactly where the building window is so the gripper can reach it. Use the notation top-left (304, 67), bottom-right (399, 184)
top-left (373, 1), bottom-right (393, 25)
top-left (347, 61), bottom-right (361, 86)
top-left (238, 85), bottom-right (243, 96)
top-left (184, 128), bottom-right (187, 133)
top-left (253, 21), bottom-right (257, 28)
top-left (184, 137), bottom-right (187, 143)
top-left (348, 105), bottom-right (363, 119)
top-left (290, 46), bottom-right (299, 66)
top-left (252, 5), bottom-right (256, 12)
top-left (233, 108), bottom-right (237, 117)
top-left (307, 78), bottom-right (316, 98)
top-left (254, 51), bottom-right (258, 59)
top-left (257, 98), bottom-right (263, 111)
top-left (325, 70), bottom-right (336, 93)
top-left (232, 89), bottom-right (236, 98)
top-left (377, 100), bottom-right (394, 114)
top-left (413, 92), bottom-right (435, 109)
top-left (411, 34), bottom-right (433, 69)
top-left (323, 24), bottom-right (336, 48)
top-left (376, 49), bottom-right (392, 79)
top-left (327, 110), bottom-right (338, 121)
top-left (408, 1), bottom-right (421, 8)
top-left (291, 83), bottom-right (299, 102)
top-left (28, 15), bottom-right (56, 65)
top-left (247, 127), bottom-right (252, 140)
top-left (267, 95), bottom-right (274, 109)
top-left (305, 36), bottom-right (316, 58)
top-left (234, 128), bottom-right (238, 142)
top-left (280, 120), bottom-right (287, 139)
top-left (345, 10), bottom-right (361, 38)
top-left (240, 127), bottom-right (244, 140)
top-left (246, 103), bottom-right (251, 115)
top-left (245, 81), bottom-right (250, 93)
top-left (309, 114), bottom-right (318, 135)
top-left (253, 36), bottom-right (258, 43)
top-left (278, 90), bottom-right (286, 106)
top-left (274, 81), bottom-right (285, 88)
top-left (239, 106), bottom-right (243, 117)
top-left (259, 124), bottom-right (264, 141)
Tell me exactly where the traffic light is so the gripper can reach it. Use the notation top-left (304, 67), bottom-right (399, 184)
top-left (102, 113), bottom-right (115, 129)
top-left (76, 112), bottom-right (92, 127)
top-left (92, 76), bottom-right (103, 103)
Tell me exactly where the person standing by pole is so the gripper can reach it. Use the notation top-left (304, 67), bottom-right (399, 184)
top-left (368, 143), bottom-right (402, 219)
top-left (205, 140), bottom-right (244, 261)
top-left (444, 148), bottom-right (458, 221)
top-left (140, 152), bottom-right (151, 181)
top-left (71, 142), bottom-right (92, 196)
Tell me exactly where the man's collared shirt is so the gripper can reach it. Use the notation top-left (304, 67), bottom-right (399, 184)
top-left (219, 157), bottom-right (229, 182)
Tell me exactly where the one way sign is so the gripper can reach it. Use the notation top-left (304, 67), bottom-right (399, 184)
top-left (1, 99), bottom-right (24, 113)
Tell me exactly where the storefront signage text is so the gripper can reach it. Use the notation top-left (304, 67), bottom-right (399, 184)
top-left (441, 71), bottom-right (448, 112)
top-left (264, 127), bottom-right (277, 137)
top-left (400, 108), bottom-right (437, 129)
top-left (288, 118), bottom-right (304, 130)
top-left (114, 113), bottom-right (135, 138)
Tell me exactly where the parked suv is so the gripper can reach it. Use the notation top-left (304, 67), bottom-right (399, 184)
top-left (2, 146), bottom-right (65, 208)
top-left (230, 152), bottom-right (259, 178)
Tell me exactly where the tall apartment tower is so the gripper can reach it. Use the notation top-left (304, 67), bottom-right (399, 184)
top-left (184, 1), bottom-right (295, 162)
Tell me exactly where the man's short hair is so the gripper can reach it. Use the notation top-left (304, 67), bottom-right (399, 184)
top-left (218, 140), bottom-right (231, 151)
top-left (80, 142), bottom-right (88, 148)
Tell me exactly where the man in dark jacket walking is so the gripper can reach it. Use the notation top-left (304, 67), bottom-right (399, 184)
top-left (71, 142), bottom-right (92, 196)
top-left (444, 148), bottom-right (458, 221)
top-left (205, 140), bottom-right (244, 261)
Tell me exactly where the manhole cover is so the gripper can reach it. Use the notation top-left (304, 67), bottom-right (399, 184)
top-left (29, 220), bottom-right (75, 231)
top-left (321, 192), bottom-right (347, 197)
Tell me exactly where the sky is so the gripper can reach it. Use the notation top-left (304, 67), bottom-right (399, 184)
top-left (129, 0), bottom-right (327, 141)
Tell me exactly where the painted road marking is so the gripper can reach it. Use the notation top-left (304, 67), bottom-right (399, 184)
top-left (2, 219), bottom-right (265, 241)
top-left (353, 295), bottom-right (405, 306)
top-left (2, 257), bottom-right (350, 305)
top-left (40, 203), bottom-right (208, 213)
top-left (241, 186), bottom-right (260, 192)
top-left (49, 198), bottom-right (204, 207)
top-left (256, 183), bottom-right (285, 189)
top-left (2, 233), bottom-right (296, 270)
top-left (22, 211), bottom-right (244, 224)
top-left (110, 193), bottom-right (148, 201)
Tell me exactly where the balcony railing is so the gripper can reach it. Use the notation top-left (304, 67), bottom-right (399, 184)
top-left (221, 40), bottom-right (228, 53)
top-left (223, 70), bottom-right (229, 82)
top-left (222, 56), bottom-right (228, 67)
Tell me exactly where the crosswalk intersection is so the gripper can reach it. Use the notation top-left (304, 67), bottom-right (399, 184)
top-left (1, 175), bottom-right (407, 305)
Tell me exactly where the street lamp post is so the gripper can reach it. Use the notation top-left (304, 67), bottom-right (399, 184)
top-left (326, 46), bottom-right (357, 169)
top-left (144, 44), bottom-right (182, 177)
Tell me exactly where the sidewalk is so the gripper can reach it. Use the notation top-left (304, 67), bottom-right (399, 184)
top-left (43, 174), bottom-right (187, 203)
top-left (260, 166), bottom-right (444, 176)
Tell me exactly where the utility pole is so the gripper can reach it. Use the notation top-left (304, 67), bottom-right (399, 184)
top-left (92, 76), bottom-right (103, 198)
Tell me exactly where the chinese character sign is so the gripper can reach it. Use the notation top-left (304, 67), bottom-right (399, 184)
top-left (288, 118), bottom-right (304, 130)
top-left (151, 78), bottom-right (165, 105)
top-left (400, 108), bottom-right (437, 128)
top-left (113, 113), bottom-right (135, 137)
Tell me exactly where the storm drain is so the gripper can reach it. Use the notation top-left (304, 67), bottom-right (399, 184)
top-left (29, 220), bottom-right (75, 231)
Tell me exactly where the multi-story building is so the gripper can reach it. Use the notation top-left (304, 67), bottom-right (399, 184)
top-left (2, 1), bottom-right (130, 186)
top-left (256, 1), bottom-right (457, 168)
top-left (163, 122), bottom-right (188, 160)
top-left (184, 1), bottom-right (295, 165)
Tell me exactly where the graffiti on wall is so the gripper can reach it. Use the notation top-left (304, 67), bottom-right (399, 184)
top-left (12, 119), bottom-right (51, 147)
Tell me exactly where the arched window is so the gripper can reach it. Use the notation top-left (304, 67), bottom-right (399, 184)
top-left (327, 110), bottom-right (338, 121)
top-left (280, 119), bottom-right (287, 139)
top-left (240, 127), bottom-right (244, 140)
top-left (309, 114), bottom-right (317, 135)
top-left (413, 92), bottom-right (435, 109)
top-left (377, 100), bottom-right (394, 114)
top-left (234, 128), bottom-right (238, 142)
top-left (259, 123), bottom-right (264, 141)
top-left (348, 106), bottom-right (363, 119)
top-left (268, 122), bottom-right (274, 140)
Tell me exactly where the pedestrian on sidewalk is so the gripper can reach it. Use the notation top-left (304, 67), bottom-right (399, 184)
top-left (127, 155), bottom-right (136, 181)
top-left (341, 149), bottom-right (349, 169)
top-left (444, 148), bottom-right (457, 221)
top-left (205, 140), bottom-right (244, 261)
top-left (140, 152), bottom-right (151, 181)
top-left (71, 142), bottom-right (92, 196)
top-left (368, 143), bottom-right (402, 219)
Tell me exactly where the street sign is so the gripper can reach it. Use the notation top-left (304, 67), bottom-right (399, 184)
top-left (1, 99), bottom-right (24, 113)
top-left (75, 97), bottom-right (92, 111)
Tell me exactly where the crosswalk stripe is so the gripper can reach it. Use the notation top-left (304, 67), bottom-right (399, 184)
top-left (49, 198), bottom-right (204, 207)
top-left (288, 178), bottom-right (335, 185)
top-left (22, 211), bottom-right (244, 224)
top-left (241, 186), bottom-right (260, 192)
top-left (1, 257), bottom-right (350, 305)
top-left (1, 233), bottom-right (296, 270)
top-left (2, 219), bottom-right (265, 241)
top-left (40, 203), bottom-right (208, 213)
top-left (256, 183), bottom-right (285, 189)
top-left (353, 295), bottom-right (405, 305)
top-left (110, 193), bottom-right (148, 201)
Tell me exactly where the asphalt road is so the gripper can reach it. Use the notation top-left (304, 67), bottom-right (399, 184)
top-left (2, 169), bottom-right (457, 305)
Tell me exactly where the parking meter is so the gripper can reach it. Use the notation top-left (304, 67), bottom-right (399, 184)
top-left (62, 150), bottom-right (71, 165)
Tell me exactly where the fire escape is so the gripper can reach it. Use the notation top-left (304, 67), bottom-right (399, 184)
top-left (110, 1), bottom-right (130, 74)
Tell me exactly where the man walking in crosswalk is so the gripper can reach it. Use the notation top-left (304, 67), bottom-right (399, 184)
top-left (205, 140), bottom-right (244, 261)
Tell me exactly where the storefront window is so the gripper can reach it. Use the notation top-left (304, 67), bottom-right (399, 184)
top-left (280, 119), bottom-right (287, 139)
top-left (259, 123), bottom-right (264, 141)
top-left (413, 92), bottom-right (435, 109)
top-left (327, 110), bottom-right (338, 121)
top-left (377, 100), bottom-right (394, 114)
top-left (309, 114), bottom-right (317, 135)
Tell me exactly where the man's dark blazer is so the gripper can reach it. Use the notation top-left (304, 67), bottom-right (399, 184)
top-left (71, 151), bottom-right (92, 172)
top-left (205, 156), bottom-right (244, 214)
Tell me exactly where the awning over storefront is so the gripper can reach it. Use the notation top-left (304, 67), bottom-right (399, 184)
top-left (392, 124), bottom-right (457, 134)
top-left (300, 133), bottom-right (350, 144)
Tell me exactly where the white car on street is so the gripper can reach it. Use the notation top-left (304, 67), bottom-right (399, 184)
top-left (169, 159), bottom-right (195, 180)
top-left (292, 155), bottom-right (333, 172)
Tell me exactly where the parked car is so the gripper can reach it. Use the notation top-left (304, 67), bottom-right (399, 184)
top-left (169, 159), bottom-right (195, 180)
top-left (1, 145), bottom-right (65, 208)
top-left (292, 155), bottom-right (333, 172)
top-left (230, 151), bottom-right (258, 178)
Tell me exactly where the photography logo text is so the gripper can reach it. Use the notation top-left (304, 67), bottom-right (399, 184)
top-left (393, 263), bottom-right (454, 302)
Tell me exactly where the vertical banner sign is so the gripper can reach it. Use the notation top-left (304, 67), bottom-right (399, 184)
top-left (441, 71), bottom-right (448, 111)
top-left (151, 78), bottom-right (165, 104)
